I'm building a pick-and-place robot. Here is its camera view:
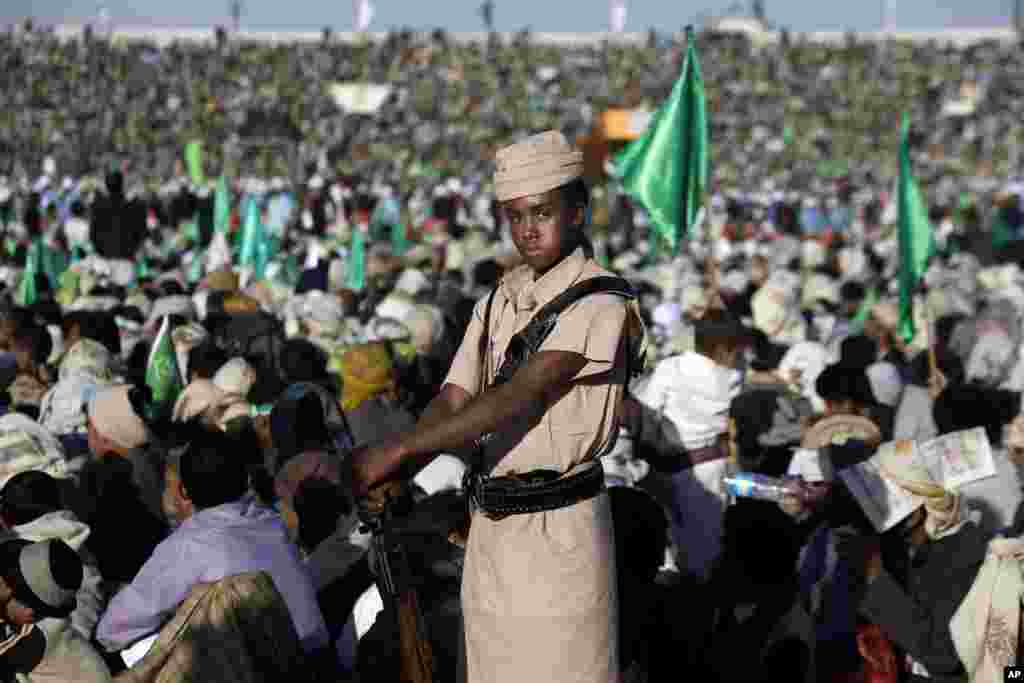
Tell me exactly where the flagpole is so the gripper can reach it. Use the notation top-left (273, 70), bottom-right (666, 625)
top-left (919, 287), bottom-right (945, 398)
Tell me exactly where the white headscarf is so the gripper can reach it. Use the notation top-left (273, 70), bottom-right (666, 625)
top-left (950, 537), bottom-right (1024, 683)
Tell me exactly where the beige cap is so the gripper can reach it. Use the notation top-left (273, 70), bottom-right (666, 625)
top-left (494, 130), bottom-right (583, 202)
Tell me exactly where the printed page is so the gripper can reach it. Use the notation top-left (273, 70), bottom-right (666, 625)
top-left (839, 449), bottom-right (922, 533)
top-left (917, 427), bottom-right (996, 491)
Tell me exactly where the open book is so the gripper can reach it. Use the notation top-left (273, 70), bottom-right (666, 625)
top-left (838, 428), bottom-right (997, 533)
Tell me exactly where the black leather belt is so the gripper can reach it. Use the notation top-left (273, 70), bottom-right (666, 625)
top-left (463, 462), bottom-right (605, 520)
top-left (648, 441), bottom-right (728, 473)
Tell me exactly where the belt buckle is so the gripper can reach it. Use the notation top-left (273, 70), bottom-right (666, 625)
top-left (463, 470), bottom-right (513, 522)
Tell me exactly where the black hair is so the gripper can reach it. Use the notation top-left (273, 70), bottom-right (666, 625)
top-left (0, 471), bottom-right (62, 526)
top-left (279, 339), bottom-right (329, 386)
top-left (934, 314), bottom-right (967, 350)
top-left (124, 342), bottom-right (151, 387)
top-left (14, 323), bottom-right (52, 366)
top-left (112, 306), bottom-right (145, 326)
top-left (270, 389), bottom-right (332, 470)
top-left (28, 302), bottom-right (62, 329)
top-left (933, 384), bottom-right (1021, 446)
top-left (0, 539), bottom-right (82, 619)
top-left (472, 259), bottom-right (501, 291)
top-left (815, 364), bottom-right (876, 407)
top-left (559, 177), bottom-right (590, 212)
top-left (159, 280), bottom-right (186, 298)
top-left (178, 428), bottom-right (250, 509)
top-left (293, 478), bottom-right (349, 553)
top-left (32, 274), bottom-right (51, 298)
top-left (839, 281), bottom-right (866, 304)
top-left (187, 342), bottom-right (228, 381)
top-left (838, 335), bottom-right (878, 371)
top-left (63, 311), bottom-right (121, 356)
top-left (694, 308), bottom-right (747, 357)
top-left (729, 389), bottom-right (800, 475)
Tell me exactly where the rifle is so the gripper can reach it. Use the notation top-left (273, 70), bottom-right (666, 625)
top-left (359, 481), bottom-right (435, 683)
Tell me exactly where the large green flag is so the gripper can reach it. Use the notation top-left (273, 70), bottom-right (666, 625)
top-left (184, 141), bottom-right (205, 187)
top-left (214, 176), bottom-right (231, 234)
top-left (615, 29), bottom-right (708, 256)
top-left (15, 239), bottom-right (42, 307)
top-left (145, 316), bottom-right (185, 420)
top-left (897, 113), bottom-right (937, 343)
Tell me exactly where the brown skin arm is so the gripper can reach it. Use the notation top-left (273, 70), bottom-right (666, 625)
top-left (415, 383), bottom-right (473, 433)
top-left (351, 350), bottom-right (587, 497)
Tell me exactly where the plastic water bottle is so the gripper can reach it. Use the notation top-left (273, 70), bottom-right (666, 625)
top-left (723, 472), bottom-right (802, 503)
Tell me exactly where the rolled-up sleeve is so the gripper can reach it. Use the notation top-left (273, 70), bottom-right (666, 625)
top-left (541, 294), bottom-right (627, 381)
top-left (444, 295), bottom-right (489, 396)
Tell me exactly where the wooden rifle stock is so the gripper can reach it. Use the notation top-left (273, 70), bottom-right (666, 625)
top-left (365, 481), bottom-right (435, 683)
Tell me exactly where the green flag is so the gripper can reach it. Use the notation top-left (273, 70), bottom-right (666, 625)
top-left (283, 253), bottom-right (300, 287)
top-left (849, 287), bottom-right (879, 335)
top-left (346, 227), bottom-right (368, 292)
top-left (214, 176), bottom-right (231, 234)
top-left (184, 218), bottom-right (200, 244)
top-left (184, 141), bottom-right (205, 187)
top-left (390, 221), bottom-right (409, 257)
top-left (135, 252), bottom-right (150, 283)
top-left (145, 316), bottom-right (185, 420)
top-left (238, 196), bottom-right (267, 279)
top-left (187, 249), bottom-right (204, 284)
top-left (615, 29), bottom-right (708, 255)
top-left (15, 239), bottom-right (42, 307)
top-left (783, 124), bottom-right (794, 148)
top-left (991, 206), bottom-right (1015, 251)
top-left (852, 288), bottom-right (879, 326)
top-left (897, 113), bottom-right (937, 343)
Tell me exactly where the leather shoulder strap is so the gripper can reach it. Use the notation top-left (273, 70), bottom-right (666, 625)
top-left (535, 276), bottom-right (635, 320)
top-left (478, 285), bottom-right (500, 394)
top-left (491, 276), bottom-right (636, 386)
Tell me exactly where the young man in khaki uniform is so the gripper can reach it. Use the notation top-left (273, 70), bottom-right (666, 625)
top-left (352, 130), bottom-right (639, 683)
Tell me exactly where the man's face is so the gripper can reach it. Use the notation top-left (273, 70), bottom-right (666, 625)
top-left (162, 464), bottom-right (193, 527)
top-left (503, 189), bottom-right (581, 275)
top-left (0, 578), bottom-right (34, 627)
top-left (0, 319), bottom-right (17, 353)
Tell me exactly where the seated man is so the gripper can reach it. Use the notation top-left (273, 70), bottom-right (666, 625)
top-left (0, 538), bottom-right (111, 683)
top-left (77, 386), bottom-right (167, 585)
top-left (0, 471), bottom-right (106, 643)
top-left (95, 427), bottom-right (328, 655)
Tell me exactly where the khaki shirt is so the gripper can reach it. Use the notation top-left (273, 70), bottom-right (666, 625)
top-left (445, 247), bottom-right (629, 477)
top-left (444, 247), bottom-right (630, 683)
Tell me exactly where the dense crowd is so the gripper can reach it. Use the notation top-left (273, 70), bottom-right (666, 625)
top-left (0, 19), bottom-right (1023, 683)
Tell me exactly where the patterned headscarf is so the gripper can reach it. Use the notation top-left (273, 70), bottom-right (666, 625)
top-left (59, 339), bottom-right (114, 383)
top-left (213, 358), bottom-right (257, 399)
top-left (950, 537), bottom-right (1024, 683)
top-left (339, 343), bottom-right (396, 412)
